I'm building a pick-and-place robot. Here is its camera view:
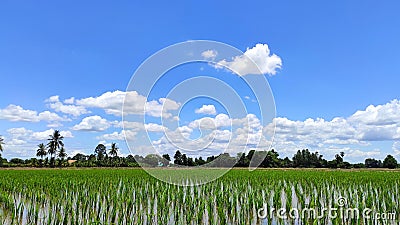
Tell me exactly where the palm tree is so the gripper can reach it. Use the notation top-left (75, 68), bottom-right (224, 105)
top-left (0, 136), bottom-right (4, 159)
top-left (58, 147), bottom-right (67, 160)
top-left (47, 130), bottom-right (64, 157)
top-left (36, 143), bottom-right (47, 160)
top-left (57, 147), bottom-right (67, 167)
top-left (109, 143), bottom-right (119, 157)
top-left (47, 130), bottom-right (64, 166)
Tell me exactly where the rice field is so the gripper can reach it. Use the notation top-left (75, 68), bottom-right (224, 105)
top-left (0, 168), bottom-right (399, 224)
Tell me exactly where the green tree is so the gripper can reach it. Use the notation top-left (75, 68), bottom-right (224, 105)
top-left (0, 136), bottom-right (4, 160)
top-left (293, 149), bottom-right (326, 168)
top-left (187, 157), bottom-right (195, 166)
top-left (195, 157), bottom-right (206, 166)
top-left (182, 154), bottom-right (188, 166)
top-left (365, 158), bottom-right (382, 168)
top-left (174, 150), bottom-right (183, 165)
top-left (0, 136), bottom-right (4, 153)
top-left (58, 147), bottom-right (67, 160)
top-left (57, 147), bottom-right (67, 167)
top-left (109, 143), bottom-right (119, 157)
top-left (36, 143), bottom-right (47, 159)
top-left (143, 154), bottom-right (162, 167)
top-left (281, 157), bottom-right (293, 168)
top-left (383, 155), bottom-right (398, 169)
top-left (95, 144), bottom-right (107, 161)
top-left (162, 154), bottom-right (171, 161)
top-left (260, 149), bottom-right (281, 168)
top-left (211, 153), bottom-right (236, 167)
top-left (235, 153), bottom-right (248, 167)
top-left (47, 130), bottom-right (64, 166)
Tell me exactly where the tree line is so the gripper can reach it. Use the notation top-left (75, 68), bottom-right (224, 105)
top-left (0, 132), bottom-right (398, 169)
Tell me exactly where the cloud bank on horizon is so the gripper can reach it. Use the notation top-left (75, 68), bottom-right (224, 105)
top-left (1, 88), bottom-right (400, 162)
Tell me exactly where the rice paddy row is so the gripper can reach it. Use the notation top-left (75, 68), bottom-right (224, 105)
top-left (0, 168), bottom-right (399, 224)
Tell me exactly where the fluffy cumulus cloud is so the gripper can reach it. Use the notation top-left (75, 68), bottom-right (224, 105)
top-left (3, 87), bottom-right (400, 162)
top-left (147, 113), bottom-right (268, 158)
top-left (189, 113), bottom-right (232, 129)
top-left (195, 104), bottom-right (217, 115)
top-left (145, 98), bottom-right (180, 118)
top-left (265, 100), bottom-right (400, 161)
top-left (97, 129), bottom-right (137, 141)
top-left (5, 127), bottom-right (73, 145)
top-left (348, 99), bottom-right (400, 126)
top-left (31, 129), bottom-right (73, 140)
top-left (0, 104), bottom-right (67, 123)
top-left (216, 43), bottom-right (282, 76)
top-left (76, 90), bottom-right (180, 117)
top-left (72, 115), bottom-right (111, 132)
top-left (393, 142), bottom-right (400, 156)
top-left (64, 97), bottom-right (75, 104)
top-left (2, 127), bottom-right (73, 158)
top-left (46, 95), bottom-right (89, 117)
top-left (76, 90), bottom-right (131, 116)
top-left (201, 49), bottom-right (218, 59)
top-left (145, 123), bottom-right (168, 132)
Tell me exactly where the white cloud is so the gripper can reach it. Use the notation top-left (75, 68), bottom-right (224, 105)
top-left (0, 104), bottom-right (66, 122)
top-left (76, 90), bottom-right (180, 117)
top-left (216, 43), bottom-right (282, 76)
top-left (263, 100), bottom-right (400, 161)
top-left (393, 142), bottom-right (400, 156)
top-left (64, 97), bottom-right (75, 104)
top-left (145, 98), bottom-right (180, 118)
top-left (97, 131), bottom-right (125, 141)
top-left (177, 126), bottom-right (193, 138)
top-left (189, 113), bottom-right (232, 129)
top-left (201, 49), bottom-right (218, 59)
top-left (97, 130), bottom-right (137, 141)
top-left (72, 115), bottom-right (110, 132)
top-left (116, 121), bottom-right (144, 130)
top-left (77, 90), bottom-right (132, 116)
top-left (31, 129), bottom-right (73, 141)
top-left (195, 104), bottom-right (217, 115)
top-left (267, 117), bottom-right (361, 150)
top-left (349, 99), bottom-right (400, 126)
top-left (47, 98), bottom-right (89, 117)
top-left (46, 95), bottom-right (60, 103)
top-left (0, 105), bottom-right (41, 122)
top-left (7, 127), bottom-right (31, 140)
top-left (145, 123), bottom-right (168, 132)
top-left (6, 127), bottom-right (73, 144)
top-left (148, 113), bottom-right (267, 157)
top-left (2, 128), bottom-right (73, 159)
top-left (38, 111), bottom-right (66, 121)
top-left (345, 149), bottom-right (381, 158)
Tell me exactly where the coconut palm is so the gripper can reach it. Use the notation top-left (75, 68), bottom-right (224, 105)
top-left (57, 147), bottom-right (67, 167)
top-left (47, 130), bottom-right (64, 157)
top-left (109, 143), bottom-right (119, 157)
top-left (36, 143), bottom-right (47, 160)
top-left (0, 136), bottom-right (4, 153)
top-left (58, 147), bottom-right (67, 160)
top-left (47, 130), bottom-right (64, 166)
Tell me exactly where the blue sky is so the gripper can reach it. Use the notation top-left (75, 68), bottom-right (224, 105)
top-left (1, 0), bottom-right (400, 162)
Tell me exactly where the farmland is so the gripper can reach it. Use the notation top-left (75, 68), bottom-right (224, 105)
top-left (0, 168), bottom-right (399, 224)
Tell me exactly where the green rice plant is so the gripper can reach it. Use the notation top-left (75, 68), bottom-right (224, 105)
top-left (0, 169), bottom-right (399, 224)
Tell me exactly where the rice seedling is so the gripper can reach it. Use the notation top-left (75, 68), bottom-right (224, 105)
top-left (0, 169), bottom-right (398, 224)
